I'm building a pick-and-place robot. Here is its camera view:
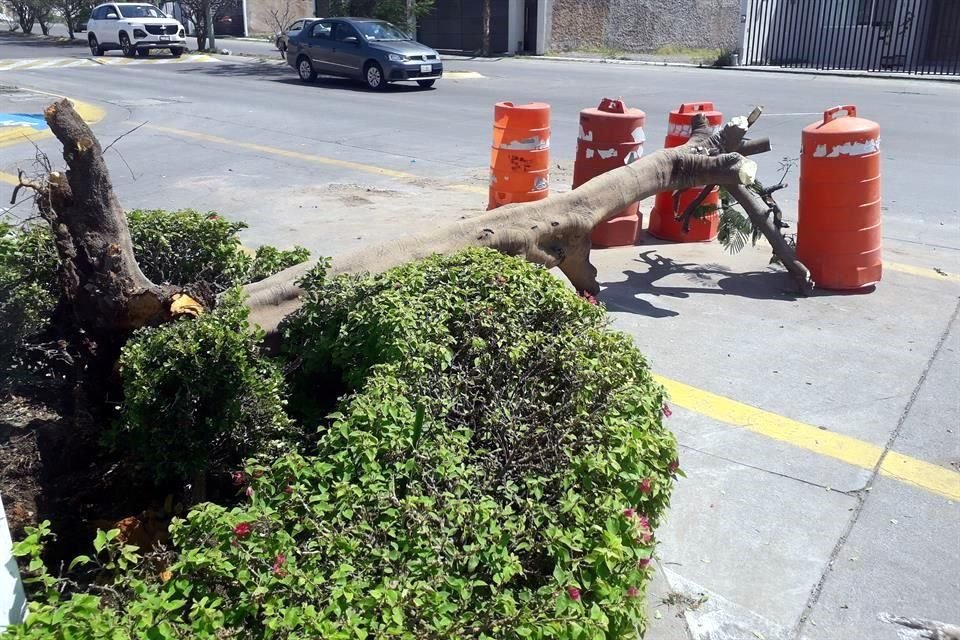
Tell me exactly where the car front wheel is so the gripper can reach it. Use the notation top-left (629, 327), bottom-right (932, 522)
top-left (417, 79), bottom-right (436, 89)
top-left (88, 34), bottom-right (103, 56)
top-left (297, 56), bottom-right (316, 82)
top-left (364, 62), bottom-right (386, 91)
top-left (120, 33), bottom-right (135, 57)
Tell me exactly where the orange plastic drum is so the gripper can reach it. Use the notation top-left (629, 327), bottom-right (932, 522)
top-left (573, 98), bottom-right (647, 247)
top-left (797, 105), bottom-right (882, 290)
top-left (648, 102), bottom-right (724, 242)
top-left (488, 102), bottom-right (550, 210)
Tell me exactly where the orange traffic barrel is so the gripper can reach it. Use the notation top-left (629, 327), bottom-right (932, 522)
top-left (573, 98), bottom-right (647, 248)
top-left (797, 105), bottom-right (882, 290)
top-left (649, 102), bottom-right (724, 242)
top-left (488, 102), bottom-right (550, 210)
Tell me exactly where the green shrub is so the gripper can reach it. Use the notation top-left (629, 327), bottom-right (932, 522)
top-left (108, 290), bottom-right (296, 482)
top-left (248, 244), bottom-right (311, 283)
top-left (10, 250), bottom-right (678, 639)
top-left (0, 222), bottom-right (58, 366)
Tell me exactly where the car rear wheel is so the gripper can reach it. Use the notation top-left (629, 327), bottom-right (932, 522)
top-left (364, 62), bottom-right (386, 91)
top-left (120, 33), bottom-right (135, 57)
top-left (170, 47), bottom-right (183, 58)
top-left (297, 56), bottom-right (316, 82)
top-left (417, 79), bottom-right (436, 89)
top-left (88, 34), bottom-right (103, 56)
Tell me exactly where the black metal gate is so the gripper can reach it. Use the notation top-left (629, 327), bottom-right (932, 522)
top-left (742, 0), bottom-right (960, 75)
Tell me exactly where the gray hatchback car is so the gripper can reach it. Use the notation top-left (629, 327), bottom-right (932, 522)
top-left (286, 17), bottom-right (443, 90)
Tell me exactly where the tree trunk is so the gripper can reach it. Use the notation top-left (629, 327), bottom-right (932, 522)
top-left (405, 0), bottom-right (416, 34)
top-left (28, 100), bottom-right (809, 348)
top-left (481, 0), bottom-right (491, 56)
top-left (20, 100), bottom-right (193, 343)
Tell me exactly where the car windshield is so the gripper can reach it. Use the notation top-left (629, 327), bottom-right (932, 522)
top-left (118, 4), bottom-right (167, 18)
top-left (354, 20), bottom-right (409, 41)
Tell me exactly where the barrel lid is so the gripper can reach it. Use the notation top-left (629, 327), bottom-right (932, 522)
top-left (580, 97), bottom-right (646, 121)
top-left (804, 105), bottom-right (878, 136)
top-left (670, 101), bottom-right (722, 122)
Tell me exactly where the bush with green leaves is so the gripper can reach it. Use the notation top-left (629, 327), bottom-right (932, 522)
top-left (9, 249), bottom-right (678, 639)
top-left (0, 221), bottom-right (58, 366)
top-left (108, 290), bottom-right (296, 482)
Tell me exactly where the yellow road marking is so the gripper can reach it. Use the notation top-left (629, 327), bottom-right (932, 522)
top-left (0, 170), bottom-right (19, 185)
top-left (886, 261), bottom-right (960, 283)
top-left (0, 90), bottom-right (106, 150)
top-left (444, 71), bottom-right (485, 79)
top-left (144, 123), bottom-right (487, 194)
top-left (656, 375), bottom-right (960, 501)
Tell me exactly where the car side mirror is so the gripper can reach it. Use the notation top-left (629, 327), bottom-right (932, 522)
top-left (105, 12), bottom-right (118, 19)
top-left (343, 36), bottom-right (359, 44)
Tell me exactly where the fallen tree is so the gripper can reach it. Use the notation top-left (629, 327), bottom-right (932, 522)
top-left (21, 99), bottom-right (811, 343)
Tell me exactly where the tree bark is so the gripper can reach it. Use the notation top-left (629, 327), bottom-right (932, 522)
top-left (480, 0), bottom-right (491, 56)
top-left (27, 100), bottom-right (809, 344)
top-left (24, 100), bottom-right (189, 337)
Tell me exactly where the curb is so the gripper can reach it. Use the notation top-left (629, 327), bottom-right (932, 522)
top-left (527, 54), bottom-right (960, 82)
top-left (0, 89), bottom-right (106, 149)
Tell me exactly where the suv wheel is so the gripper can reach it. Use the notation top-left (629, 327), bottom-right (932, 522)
top-left (120, 32), bottom-right (136, 58)
top-left (364, 61), bottom-right (386, 91)
top-left (88, 34), bottom-right (103, 56)
top-left (170, 47), bottom-right (183, 58)
top-left (297, 56), bottom-right (316, 82)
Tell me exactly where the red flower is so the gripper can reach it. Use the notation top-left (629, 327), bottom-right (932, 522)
top-left (639, 557), bottom-right (651, 569)
top-left (637, 515), bottom-right (650, 531)
top-left (284, 485), bottom-right (295, 495)
top-left (662, 404), bottom-right (673, 418)
top-left (640, 478), bottom-right (653, 494)
top-left (627, 586), bottom-right (640, 598)
top-left (623, 508), bottom-right (636, 519)
top-left (669, 459), bottom-right (680, 474)
top-left (641, 531), bottom-right (652, 544)
top-left (567, 587), bottom-right (581, 602)
top-left (233, 522), bottom-right (252, 539)
top-left (272, 553), bottom-right (286, 577)
top-left (231, 471), bottom-right (245, 486)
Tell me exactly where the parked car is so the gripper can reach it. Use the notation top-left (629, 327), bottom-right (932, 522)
top-left (275, 17), bottom-right (312, 55)
top-left (86, 2), bottom-right (187, 57)
top-left (286, 17), bottom-right (442, 90)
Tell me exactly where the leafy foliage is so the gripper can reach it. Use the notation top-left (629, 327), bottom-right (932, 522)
top-left (327, 0), bottom-right (435, 28)
top-left (0, 221), bottom-right (58, 366)
top-left (108, 290), bottom-right (296, 482)
top-left (9, 250), bottom-right (678, 639)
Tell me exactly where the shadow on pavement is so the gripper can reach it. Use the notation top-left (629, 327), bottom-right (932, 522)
top-left (0, 32), bottom-right (86, 49)
top-left (600, 250), bottom-right (802, 318)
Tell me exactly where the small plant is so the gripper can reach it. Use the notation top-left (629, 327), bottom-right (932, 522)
top-left (109, 290), bottom-right (296, 483)
top-left (0, 221), bottom-right (58, 365)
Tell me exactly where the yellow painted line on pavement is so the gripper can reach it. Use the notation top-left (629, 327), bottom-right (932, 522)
top-left (144, 123), bottom-right (487, 194)
top-left (0, 170), bottom-right (19, 185)
top-left (0, 90), bottom-right (106, 150)
top-left (886, 261), bottom-right (960, 283)
top-left (656, 375), bottom-right (960, 501)
top-left (444, 71), bottom-right (485, 79)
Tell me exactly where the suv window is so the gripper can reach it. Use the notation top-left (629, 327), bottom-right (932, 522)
top-left (310, 20), bottom-right (331, 39)
top-left (92, 6), bottom-right (109, 19)
top-left (117, 4), bottom-right (166, 18)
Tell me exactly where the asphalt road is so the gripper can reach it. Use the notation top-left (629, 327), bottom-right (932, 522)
top-left (2, 32), bottom-right (959, 640)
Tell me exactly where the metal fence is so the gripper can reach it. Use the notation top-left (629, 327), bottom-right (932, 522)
top-left (742, 0), bottom-right (960, 75)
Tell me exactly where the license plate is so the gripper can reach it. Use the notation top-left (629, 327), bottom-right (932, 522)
top-left (420, 64), bottom-right (432, 73)
top-left (160, 35), bottom-right (170, 40)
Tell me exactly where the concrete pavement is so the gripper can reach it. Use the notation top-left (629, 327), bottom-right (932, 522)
top-left (1, 33), bottom-right (958, 640)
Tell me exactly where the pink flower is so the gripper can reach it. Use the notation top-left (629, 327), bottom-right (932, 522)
top-left (627, 586), bottom-right (640, 598)
top-left (245, 486), bottom-right (255, 498)
top-left (669, 459), bottom-right (680, 474)
top-left (662, 404), bottom-right (673, 418)
top-left (233, 522), bottom-right (252, 539)
top-left (567, 587), bottom-right (581, 602)
top-left (637, 515), bottom-right (650, 531)
top-left (639, 558), bottom-right (651, 569)
top-left (272, 554), bottom-right (286, 577)
top-left (641, 531), bottom-right (653, 544)
top-left (231, 471), bottom-right (245, 486)
top-left (623, 508), bottom-right (636, 519)
top-left (577, 290), bottom-right (599, 306)
top-left (640, 478), bottom-right (653, 494)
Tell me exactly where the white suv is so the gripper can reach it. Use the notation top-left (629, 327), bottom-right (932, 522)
top-left (87, 3), bottom-right (187, 58)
